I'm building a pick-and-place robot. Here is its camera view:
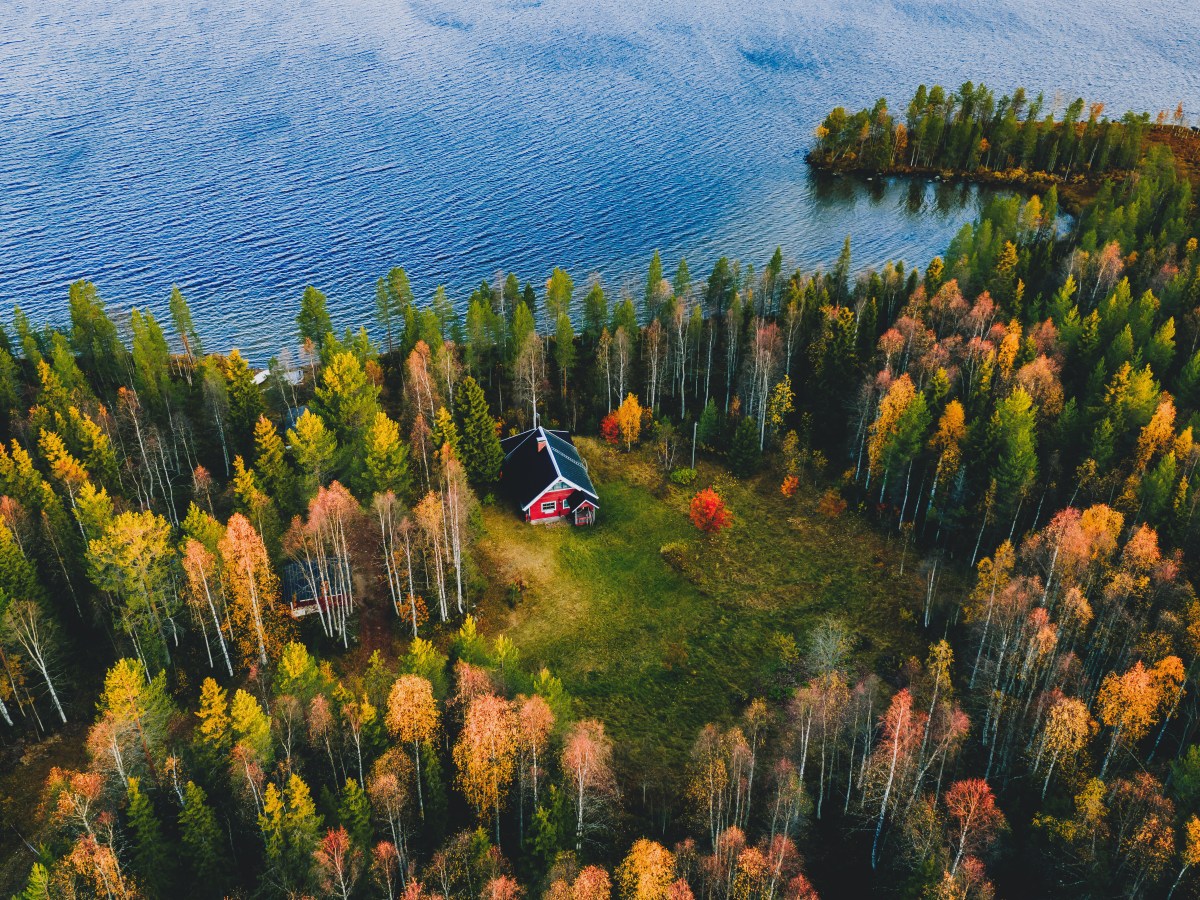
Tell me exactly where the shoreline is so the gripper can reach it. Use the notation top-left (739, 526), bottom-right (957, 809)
top-left (806, 124), bottom-right (1200, 214)
top-left (805, 153), bottom-right (1103, 213)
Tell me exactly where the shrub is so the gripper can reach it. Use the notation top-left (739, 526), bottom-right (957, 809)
top-left (659, 541), bottom-right (688, 571)
top-left (600, 413), bottom-right (619, 446)
top-left (689, 487), bottom-right (733, 534)
top-left (780, 474), bottom-right (799, 498)
top-left (817, 488), bottom-right (848, 518)
top-left (670, 467), bottom-right (697, 486)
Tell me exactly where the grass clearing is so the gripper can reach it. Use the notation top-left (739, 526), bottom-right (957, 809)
top-left (475, 438), bottom-right (939, 787)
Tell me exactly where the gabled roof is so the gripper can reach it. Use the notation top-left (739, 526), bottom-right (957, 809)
top-left (565, 490), bottom-right (597, 512)
top-left (500, 426), bottom-right (599, 511)
top-left (282, 558), bottom-right (350, 606)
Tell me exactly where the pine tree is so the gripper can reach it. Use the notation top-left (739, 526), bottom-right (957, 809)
top-left (454, 376), bottom-right (504, 487)
top-left (168, 286), bottom-right (203, 362)
top-left (68, 279), bottom-right (126, 387)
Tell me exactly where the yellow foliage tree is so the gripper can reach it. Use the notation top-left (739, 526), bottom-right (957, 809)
top-left (615, 394), bottom-right (643, 451)
top-left (616, 839), bottom-right (675, 900)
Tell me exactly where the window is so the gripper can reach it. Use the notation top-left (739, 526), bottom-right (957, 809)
top-left (561, 499), bottom-right (571, 510)
top-left (540, 501), bottom-right (557, 514)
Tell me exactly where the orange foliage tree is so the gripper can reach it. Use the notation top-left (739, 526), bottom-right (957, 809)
top-left (690, 488), bottom-right (732, 534)
top-left (453, 693), bottom-right (518, 841)
top-left (385, 675), bottom-right (439, 820)
top-left (314, 826), bottom-right (363, 899)
top-left (562, 719), bottom-right (617, 851)
top-left (944, 778), bottom-right (1005, 876)
top-left (617, 839), bottom-right (676, 900)
top-left (219, 513), bottom-right (289, 670)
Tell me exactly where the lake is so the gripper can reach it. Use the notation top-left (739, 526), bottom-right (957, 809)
top-left (2, 0), bottom-right (1198, 361)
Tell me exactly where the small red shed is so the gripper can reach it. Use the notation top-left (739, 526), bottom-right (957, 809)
top-left (499, 426), bottom-right (599, 525)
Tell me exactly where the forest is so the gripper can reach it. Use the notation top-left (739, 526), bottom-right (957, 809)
top-left (2, 84), bottom-right (1200, 899)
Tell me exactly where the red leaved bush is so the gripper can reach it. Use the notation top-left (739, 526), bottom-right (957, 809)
top-left (690, 488), bottom-right (733, 533)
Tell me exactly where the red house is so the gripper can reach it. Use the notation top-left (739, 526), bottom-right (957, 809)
top-left (499, 426), bottom-right (599, 525)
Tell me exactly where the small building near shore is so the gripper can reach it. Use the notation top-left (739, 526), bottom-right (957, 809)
top-left (499, 426), bottom-right (599, 525)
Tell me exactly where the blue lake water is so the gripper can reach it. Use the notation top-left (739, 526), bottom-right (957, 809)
top-left (2, 0), bottom-right (1198, 361)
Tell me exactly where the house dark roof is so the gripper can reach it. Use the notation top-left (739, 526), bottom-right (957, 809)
top-left (282, 558), bottom-right (350, 607)
top-left (500, 427), bottom-right (599, 511)
top-left (565, 489), bottom-right (597, 512)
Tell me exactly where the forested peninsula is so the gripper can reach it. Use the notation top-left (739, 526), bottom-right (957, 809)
top-left (808, 81), bottom-right (1199, 203)
top-left (2, 86), bottom-right (1200, 899)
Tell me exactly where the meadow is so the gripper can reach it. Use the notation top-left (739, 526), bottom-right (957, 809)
top-left (475, 439), bottom-right (936, 787)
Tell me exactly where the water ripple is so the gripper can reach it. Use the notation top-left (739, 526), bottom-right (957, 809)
top-left (0, 0), bottom-right (1196, 361)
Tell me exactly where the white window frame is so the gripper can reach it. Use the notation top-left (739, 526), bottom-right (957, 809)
top-left (540, 501), bottom-right (557, 514)
top-left (561, 499), bottom-right (571, 510)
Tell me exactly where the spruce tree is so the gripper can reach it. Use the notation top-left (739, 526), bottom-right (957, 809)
top-left (297, 285), bottom-right (334, 346)
top-left (993, 386), bottom-right (1038, 519)
top-left (127, 776), bottom-right (173, 896)
top-left (339, 777), bottom-right (373, 850)
top-left (253, 415), bottom-right (293, 508)
top-left (363, 411), bottom-right (413, 499)
top-left (555, 313), bottom-right (576, 399)
top-left (224, 350), bottom-right (264, 455)
top-left (644, 250), bottom-right (663, 318)
top-left (583, 281), bottom-right (608, 341)
top-left (431, 407), bottom-right (461, 459)
top-left (179, 781), bottom-right (228, 895)
top-left (696, 399), bottom-right (720, 450)
top-left (728, 417), bottom-right (762, 476)
top-left (673, 258), bottom-right (691, 299)
top-left (454, 376), bottom-right (504, 487)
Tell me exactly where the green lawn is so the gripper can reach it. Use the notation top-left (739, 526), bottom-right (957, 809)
top-left (476, 439), bottom-right (934, 786)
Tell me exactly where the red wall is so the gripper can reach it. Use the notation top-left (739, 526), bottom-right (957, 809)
top-left (527, 488), bottom-right (576, 522)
